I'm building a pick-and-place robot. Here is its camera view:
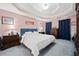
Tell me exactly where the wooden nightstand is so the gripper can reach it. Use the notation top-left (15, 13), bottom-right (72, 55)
top-left (39, 32), bottom-right (45, 34)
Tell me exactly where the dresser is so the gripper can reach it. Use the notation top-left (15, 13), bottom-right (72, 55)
top-left (1, 34), bottom-right (20, 50)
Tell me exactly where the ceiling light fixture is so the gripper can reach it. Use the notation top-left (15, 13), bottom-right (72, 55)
top-left (42, 3), bottom-right (49, 10)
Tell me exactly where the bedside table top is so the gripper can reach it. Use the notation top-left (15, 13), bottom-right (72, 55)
top-left (39, 32), bottom-right (45, 34)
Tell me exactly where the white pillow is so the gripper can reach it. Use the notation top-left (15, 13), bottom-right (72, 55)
top-left (33, 31), bottom-right (39, 34)
top-left (25, 32), bottom-right (32, 34)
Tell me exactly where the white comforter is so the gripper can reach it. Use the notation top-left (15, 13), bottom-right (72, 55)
top-left (21, 32), bottom-right (55, 56)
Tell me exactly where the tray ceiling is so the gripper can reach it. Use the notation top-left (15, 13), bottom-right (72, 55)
top-left (0, 3), bottom-right (75, 19)
top-left (13, 3), bottom-right (75, 19)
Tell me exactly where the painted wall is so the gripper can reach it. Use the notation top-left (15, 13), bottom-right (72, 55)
top-left (0, 9), bottom-right (76, 38)
top-left (0, 9), bottom-right (45, 36)
top-left (70, 15), bottom-right (76, 37)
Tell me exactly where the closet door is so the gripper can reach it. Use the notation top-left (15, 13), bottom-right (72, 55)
top-left (58, 19), bottom-right (71, 40)
top-left (45, 22), bottom-right (52, 34)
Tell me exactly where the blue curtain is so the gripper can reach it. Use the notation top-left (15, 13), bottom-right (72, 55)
top-left (58, 19), bottom-right (71, 40)
top-left (45, 22), bottom-right (52, 34)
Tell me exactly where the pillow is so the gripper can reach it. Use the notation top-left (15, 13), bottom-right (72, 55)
top-left (33, 31), bottom-right (39, 34)
top-left (25, 31), bottom-right (32, 34)
top-left (22, 32), bottom-right (33, 37)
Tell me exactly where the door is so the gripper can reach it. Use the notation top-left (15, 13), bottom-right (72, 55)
top-left (58, 19), bottom-right (71, 40)
top-left (45, 22), bottom-right (52, 34)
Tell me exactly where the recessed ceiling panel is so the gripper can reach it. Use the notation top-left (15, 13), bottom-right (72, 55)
top-left (12, 3), bottom-right (75, 18)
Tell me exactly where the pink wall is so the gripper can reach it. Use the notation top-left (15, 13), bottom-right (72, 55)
top-left (0, 9), bottom-right (76, 38)
top-left (0, 9), bottom-right (45, 35)
top-left (70, 15), bottom-right (76, 37)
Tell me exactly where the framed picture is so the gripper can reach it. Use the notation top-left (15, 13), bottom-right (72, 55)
top-left (25, 20), bottom-right (34, 26)
top-left (2, 16), bottom-right (14, 25)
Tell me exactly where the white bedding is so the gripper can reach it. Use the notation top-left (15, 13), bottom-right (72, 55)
top-left (21, 32), bottom-right (55, 56)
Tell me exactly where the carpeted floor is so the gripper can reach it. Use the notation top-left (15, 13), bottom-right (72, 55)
top-left (0, 39), bottom-right (76, 56)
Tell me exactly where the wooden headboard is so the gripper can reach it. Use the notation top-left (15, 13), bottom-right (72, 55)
top-left (20, 28), bottom-right (38, 36)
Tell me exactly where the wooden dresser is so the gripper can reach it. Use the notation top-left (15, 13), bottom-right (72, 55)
top-left (1, 34), bottom-right (20, 50)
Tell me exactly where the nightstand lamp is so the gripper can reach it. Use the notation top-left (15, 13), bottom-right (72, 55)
top-left (38, 27), bottom-right (43, 32)
top-left (38, 27), bottom-right (45, 34)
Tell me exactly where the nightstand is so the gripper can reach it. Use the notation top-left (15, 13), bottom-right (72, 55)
top-left (39, 32), bottom-right (45, 34)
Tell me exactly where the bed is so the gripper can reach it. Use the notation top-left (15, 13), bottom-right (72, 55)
top-left (20, 28), bottom-right (56, 56)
